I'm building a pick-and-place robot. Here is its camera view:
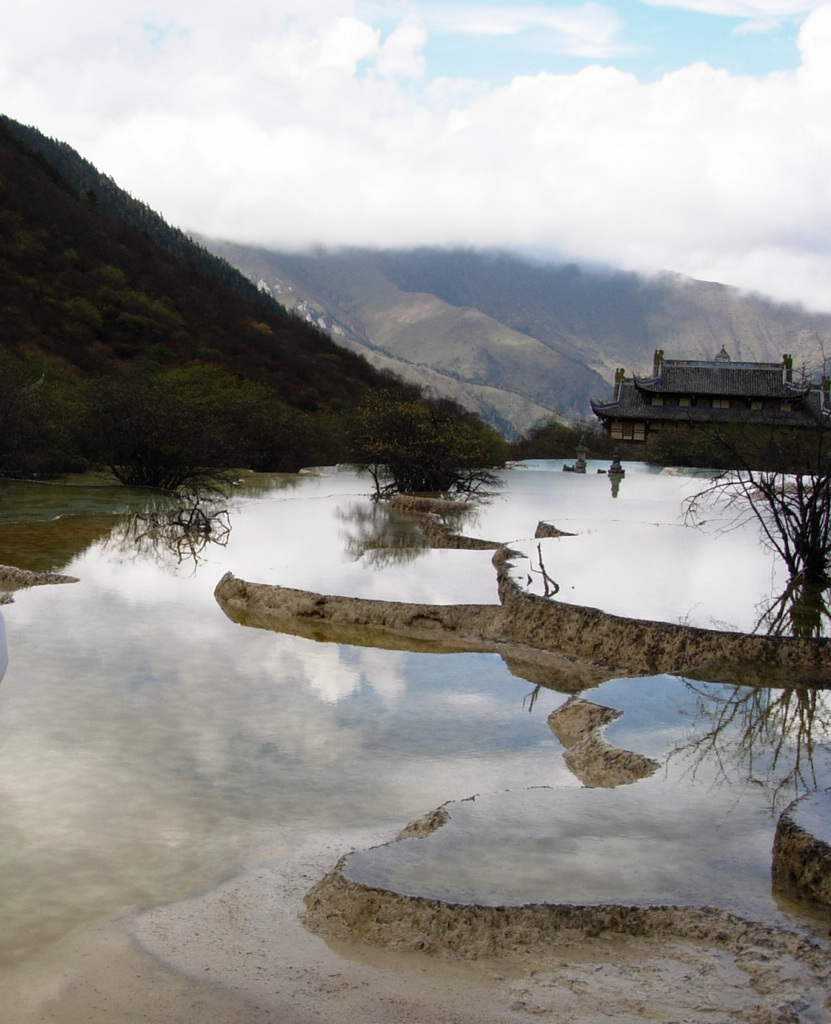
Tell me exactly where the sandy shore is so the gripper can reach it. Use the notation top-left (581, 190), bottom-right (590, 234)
top-left (4, 824), bottom-right (828, 1024)
top-left (134, 828), bottom-right (830, 1024)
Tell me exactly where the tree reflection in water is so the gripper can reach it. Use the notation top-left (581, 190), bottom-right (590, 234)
top-left (336, 501), bottom-right (428, 568)
top-left (522, 684), bottom-right (542, 713)
top-left (754, 577), bottom-right (831, 638)
top-left (674, 679), bottom-right (831, 808)
top-left (103, 494), bottom-right (231, 573)
top-left (335, 500), bottom-right (477, 569)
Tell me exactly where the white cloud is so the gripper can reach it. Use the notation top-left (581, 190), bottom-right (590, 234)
top-left (252, 16), bottom-right (381, 82)
top-left (424, 2), bottom-right (608, 34)
top-left (358, 647), bottom-right (408, 705)
top-left (640, 0), bottom-right (816, 17)
top-left (421, 2), bottom-right (628, 57)
top-left (731, 17), bottom-right (786, 33)
top-left (3, 1), bottom-right (831, 309)
top-left (374, 19), bottom-right (428, 77)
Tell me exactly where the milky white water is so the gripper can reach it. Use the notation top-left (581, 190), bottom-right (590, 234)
top-left (0, 461), bottom-right (827, 1016)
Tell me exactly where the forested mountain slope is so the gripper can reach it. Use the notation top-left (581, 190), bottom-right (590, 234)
top-left (0, 115), bottom-right (386, 409)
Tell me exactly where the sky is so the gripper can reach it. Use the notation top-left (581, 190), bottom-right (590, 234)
top-left (2, 0), bottom-right (831, 311)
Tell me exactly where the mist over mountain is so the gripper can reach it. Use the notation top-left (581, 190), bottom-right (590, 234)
top-left (201, 240), bottom-right (831, 437)
top-left (5, 106), bottom-right (830, 444)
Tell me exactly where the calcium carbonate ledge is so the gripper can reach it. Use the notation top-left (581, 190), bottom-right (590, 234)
top-left (214, 544), bottom-right (831, 689)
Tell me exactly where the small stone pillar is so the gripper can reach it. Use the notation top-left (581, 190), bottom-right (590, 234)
top-left (574, 436), bottom-right (587, 473)
top-left (608, 455), bottom-right (625, 497)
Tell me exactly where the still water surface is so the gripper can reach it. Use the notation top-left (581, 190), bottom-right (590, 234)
top-left (0, 462), bottom-right (828, 987)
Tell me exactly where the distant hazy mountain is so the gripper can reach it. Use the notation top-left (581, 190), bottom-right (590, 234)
top-left (6, 107), bottom-right (827, 440)
top-left (200, 241), bottom-right (831, 437)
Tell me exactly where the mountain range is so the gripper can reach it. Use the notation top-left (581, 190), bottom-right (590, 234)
top-left (200, 241), bottom-right (831, 437)
top-left (4, 109), bottom-right (831, 442)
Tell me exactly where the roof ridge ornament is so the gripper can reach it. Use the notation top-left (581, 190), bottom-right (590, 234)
top-left (652, 348), bottom-right (664, 377)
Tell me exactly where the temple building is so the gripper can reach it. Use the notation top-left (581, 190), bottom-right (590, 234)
top-left (591, 347), bottom-right (831, 443)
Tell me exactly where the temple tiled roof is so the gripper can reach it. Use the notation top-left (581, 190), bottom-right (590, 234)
top-left (634, 361), bottom-right (809, 399)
